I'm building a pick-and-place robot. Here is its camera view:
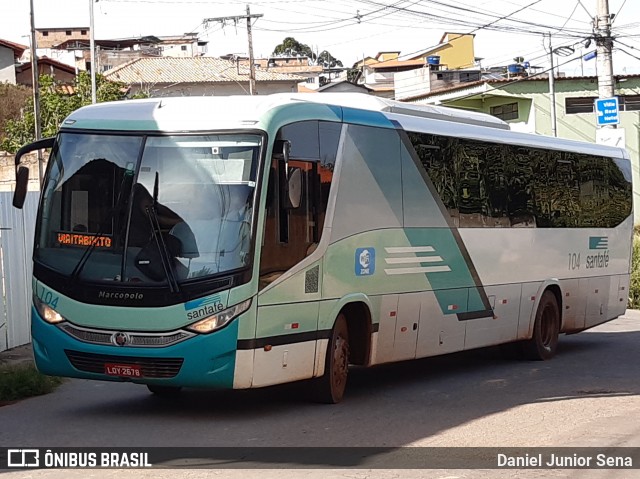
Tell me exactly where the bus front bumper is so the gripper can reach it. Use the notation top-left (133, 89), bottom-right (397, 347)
top-left (31, 306), bottom-right (239, 389)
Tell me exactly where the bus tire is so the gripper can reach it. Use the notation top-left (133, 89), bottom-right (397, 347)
top-left (315, 313), bottom-right (350, 404)
top-left (523, 290), bottom-right (560, 361)
top-left (147, 384), bottom-right (182, 396)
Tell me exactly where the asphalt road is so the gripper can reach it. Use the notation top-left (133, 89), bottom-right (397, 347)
top-left (2, 311), bottom-right (640, 479)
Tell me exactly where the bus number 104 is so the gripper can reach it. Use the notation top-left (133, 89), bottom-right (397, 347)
top-left (568, 253), bottom-right (581, 270)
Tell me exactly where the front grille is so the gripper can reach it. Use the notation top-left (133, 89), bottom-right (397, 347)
top-left (65, 350), bottom-right (184, 378)
top-left (59, 323), bottom-right (193, 347)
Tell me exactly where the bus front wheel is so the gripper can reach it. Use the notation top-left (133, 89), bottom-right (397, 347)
top-left (523, 290), bottom-right (560, 360)
top-left (315, 313), bottom-right (350, 404)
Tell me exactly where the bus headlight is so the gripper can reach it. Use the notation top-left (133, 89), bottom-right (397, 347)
top-left (186, 299), bottom-right (252, 334)
top-left (34, 297), bottom-right (66, 324)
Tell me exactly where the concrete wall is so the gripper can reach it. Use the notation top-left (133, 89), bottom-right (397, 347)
top-left (0, 46), bottom-right (16, 84)
top-left (0, 151), bottom-right (42, 193)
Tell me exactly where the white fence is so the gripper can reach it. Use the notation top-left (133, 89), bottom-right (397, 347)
top-left (0, 192), bottom-right (38, 352)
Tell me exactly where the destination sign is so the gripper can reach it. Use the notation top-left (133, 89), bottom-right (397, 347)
top-left (56, 232), bottom-right (112, 248)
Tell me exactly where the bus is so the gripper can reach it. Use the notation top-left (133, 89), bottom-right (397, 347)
top-left (12, 93), bottom-right (633, 403)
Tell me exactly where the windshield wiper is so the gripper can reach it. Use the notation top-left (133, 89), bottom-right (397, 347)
top-left (144, 172), bottom-right (180, 293)
top-left (69, 161), bottom-right (134, 283)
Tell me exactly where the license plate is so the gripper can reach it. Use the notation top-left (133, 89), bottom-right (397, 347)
top-left (105, 363), bottom-right (142, 377)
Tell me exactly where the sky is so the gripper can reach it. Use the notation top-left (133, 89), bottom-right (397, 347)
top-left (2, 0), bottom-right (640, 75)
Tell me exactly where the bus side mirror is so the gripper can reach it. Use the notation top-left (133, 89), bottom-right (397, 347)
top-left (274, 139), bottom-right (291, 164)
top-left (287, 167), bottom-right (302, 209)
top-left (12, 136), bottom-right (56, 209)
top-left (13, 166), bottom-right (29, 209)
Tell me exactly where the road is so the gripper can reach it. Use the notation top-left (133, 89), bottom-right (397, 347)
top-left (2, 311), bottom-right (640, 479)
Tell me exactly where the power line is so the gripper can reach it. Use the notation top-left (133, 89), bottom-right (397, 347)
top-left (468, 0), bottom-right (543, 35)
top-left (612, 0), bottom-right (629, 24)
top-left (557, 1), bottom-right (581, 33)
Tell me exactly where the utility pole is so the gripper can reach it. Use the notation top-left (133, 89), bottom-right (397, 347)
top-left (246, 5), bottom-right (257, 95)
top-left (29, 0), bottom-right (43, 185)
top-left (546, 33), bottom-right (558, 138)
top-left (595, 0), bottom-right (615, 127)
top-left (90, 0), bottom-right (97, 104)
top-left (203, 6), bottom-right (263, 95)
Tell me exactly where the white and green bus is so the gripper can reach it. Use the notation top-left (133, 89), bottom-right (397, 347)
top-left (13, 93), bottom-right (633, 403)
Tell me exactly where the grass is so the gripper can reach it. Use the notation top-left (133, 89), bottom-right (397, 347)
top-left (0, 363), bottom-right (63, 404)
top-left (630, 229), bottom-right (640, 309)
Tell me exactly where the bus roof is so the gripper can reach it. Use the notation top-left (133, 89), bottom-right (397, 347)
top-left (62, 93), bottom-right (626, 159)
top-left (63, 93), bottom-right (510, 132)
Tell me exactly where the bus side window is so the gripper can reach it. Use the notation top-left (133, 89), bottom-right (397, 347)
top-left (259, 121), bottom-right (340, 290)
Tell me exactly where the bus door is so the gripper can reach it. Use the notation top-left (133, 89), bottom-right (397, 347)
top-left (253, 145), bottom-right (325, 387)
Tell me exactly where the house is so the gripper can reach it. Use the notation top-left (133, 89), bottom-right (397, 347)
top-left (299, 77), bottom-right (371, 94)
top-left (395, 67), bottom-right (482, 101)
top-left (15, 56), bottom-right (76, 86)
top-left (36, 27), bottom-right (89, 49)
top-left (38, 33), bottom-right (208, 73)
top-left (354, 34), bottom-right (478, 98)
top-left (0, 39), bottom-right (27, 84)
top-left (359, 58), bottom-right (426, 98)
top-left (156, 34), bottom-right (207, 58)
top-left (103, 57), bottom-right (305, 97)
top-left (400, 33), bottom-right (477, 70)
top-left (407, 74), bottom-right (640, 222)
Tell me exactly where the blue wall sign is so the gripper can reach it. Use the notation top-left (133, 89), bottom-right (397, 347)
top-left (594, 97), bottom-right (619, 126)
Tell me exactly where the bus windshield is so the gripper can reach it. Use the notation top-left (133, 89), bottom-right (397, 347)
top-left (35, 132), bottom-right (261, 285)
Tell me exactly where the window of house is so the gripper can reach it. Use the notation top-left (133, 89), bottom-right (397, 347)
top-left (490, 102), bottom-right (518, 121)
top-left (565, 97), bottom-right (597, 114)
top-left (81, 30), bottom-right (87, 35)
top-left (620, 95), bottom-right (640, 111)
top-left (460, 72), bottom-right (480, 82)
top-left (181, 45), bottom-right (187, 51)
top-left (42, 31), bottom-right (49, 36)
top-left (66, 30), bottom-right (72, 36)
top-left (436, 72), bottom-right (455, 82)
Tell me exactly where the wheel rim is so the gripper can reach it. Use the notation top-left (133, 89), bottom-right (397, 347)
top-left (331, 334), bottom-right (349, 392)
top-left (540, 304), bottom-right (556, 351)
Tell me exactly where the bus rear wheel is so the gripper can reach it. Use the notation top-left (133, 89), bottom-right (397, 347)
top-left (315, 313), bottom-right (350, 404)
top-left (523, 290), bottom-right (560, 360)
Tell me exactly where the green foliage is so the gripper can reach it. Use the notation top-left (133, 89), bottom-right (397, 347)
top-left (317, 50), bottom-right (343, 68)
top-left (629, 230), bottom-right (640, 309)
top-left (347, 67), bottom-right (361, 83)
top-left (273, 37), bottom-right (315, 59)
top-left (0, 364), bottom-right (63, 403)
top-left (1, 71), bottom-right (136, 153)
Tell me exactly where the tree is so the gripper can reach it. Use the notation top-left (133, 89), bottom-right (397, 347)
top-left (271, 37), bottom-right (344, 71)
top-left (1, 71), bottom-right (134, 153)
top-left (317, 50), bottom-right (343, 68)
top-left (272, 37), bottom-right (315, 60)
